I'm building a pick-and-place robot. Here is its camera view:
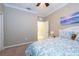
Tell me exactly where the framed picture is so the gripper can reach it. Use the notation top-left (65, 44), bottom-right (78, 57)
top-left (60, 12), bottom-right (79, 25)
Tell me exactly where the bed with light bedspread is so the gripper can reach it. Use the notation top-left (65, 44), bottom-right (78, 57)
top-left (25, 26), bottom-right (79, 56)
top-left (25, 37), bottom-right (79, 56)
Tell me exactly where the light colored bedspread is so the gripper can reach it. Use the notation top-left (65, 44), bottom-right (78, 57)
top-left (25, 37), bottom-right (79, 56)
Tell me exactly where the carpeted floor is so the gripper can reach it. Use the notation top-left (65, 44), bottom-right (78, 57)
top-left (0, 44), bottom-right (30, 56)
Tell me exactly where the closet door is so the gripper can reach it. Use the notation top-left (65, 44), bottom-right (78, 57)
top-left (0, 14), bottom-right (3, 51)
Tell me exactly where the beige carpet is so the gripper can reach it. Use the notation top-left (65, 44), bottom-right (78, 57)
top-left (0, 44), bottom-right (29, 56)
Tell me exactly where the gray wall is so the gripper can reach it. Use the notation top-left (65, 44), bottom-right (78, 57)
top-left (4, 3), bottom-right (79, 47)
top-left (0, 4), bottom-right (3, 14)
top-left (4, 7), bottom-right (37, 47)
top-left (45, 3), bottom-right (79, 36)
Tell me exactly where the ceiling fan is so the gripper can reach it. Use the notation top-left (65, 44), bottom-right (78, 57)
top-left (36, 3), bottom-right (49, 7)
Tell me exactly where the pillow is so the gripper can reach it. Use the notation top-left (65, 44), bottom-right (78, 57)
top-left (59, 30), bottom-right (79, 41)
top-left (71, 32), bottom-right (79, 41)
top-left (76, 33), bottom-right (79, 41)
top-left (59, 30), bottom-right (74, 39)
top-left (71, 33), bottom-right (77, 40)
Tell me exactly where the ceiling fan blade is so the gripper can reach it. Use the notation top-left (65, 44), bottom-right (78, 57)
top-left (36, 3), bottom-right (40, 6)
top-left (45, 3), bottom-right (49, 7)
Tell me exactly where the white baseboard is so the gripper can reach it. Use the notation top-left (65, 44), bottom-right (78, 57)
top-left (3, 41), bottom-right (34, 49)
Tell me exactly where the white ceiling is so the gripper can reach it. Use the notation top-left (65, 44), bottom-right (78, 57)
top-left (4, 3), bottom-right (67, 17)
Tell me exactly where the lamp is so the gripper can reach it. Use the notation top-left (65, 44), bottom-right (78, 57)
top-left (50, 31), bottom-right (56, 38)
top-left (50, 31), bottom-right (54, 37)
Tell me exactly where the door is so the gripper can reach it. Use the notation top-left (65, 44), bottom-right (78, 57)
top-left (37, 21), bottom-right (48, 40)
top-left (0, 14), bottom-right (3, 51)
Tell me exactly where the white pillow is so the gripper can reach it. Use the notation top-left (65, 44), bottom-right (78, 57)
top-left (59, 30), bottom-right (73, 39)
top-left (59, 30), bottom-right (79, 41)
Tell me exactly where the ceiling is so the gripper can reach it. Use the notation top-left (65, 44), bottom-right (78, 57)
top-left (4, 3), bottom-right (67, 17)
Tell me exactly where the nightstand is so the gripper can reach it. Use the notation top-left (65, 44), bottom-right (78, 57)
top-left (53, 35), bottom-right (56, 38)
top-left (48, 35), bottom-right (56, 39)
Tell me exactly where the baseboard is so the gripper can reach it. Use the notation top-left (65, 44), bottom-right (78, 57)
top-left (3, 41), bottom-right (34, 49)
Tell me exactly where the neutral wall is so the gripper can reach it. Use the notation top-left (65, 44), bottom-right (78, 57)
top-left (0, 4), bottom-right (3, 14)
top-left (4, 7), bottom-right (37, 47)
top-left (45, 3), bottom-right (79, 36)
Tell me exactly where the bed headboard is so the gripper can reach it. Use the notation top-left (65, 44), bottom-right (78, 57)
top-left (60, 26), bottom-right (79, 31)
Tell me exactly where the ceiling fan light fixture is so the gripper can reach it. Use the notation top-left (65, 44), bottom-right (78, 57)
top-left (36, 3), bottom-right (49, 8)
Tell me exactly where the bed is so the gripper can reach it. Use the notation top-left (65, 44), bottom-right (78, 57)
top-left (25, 26), bottom-right (79, 56)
